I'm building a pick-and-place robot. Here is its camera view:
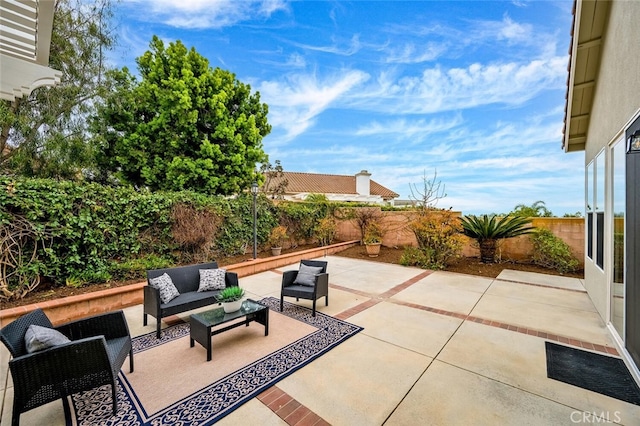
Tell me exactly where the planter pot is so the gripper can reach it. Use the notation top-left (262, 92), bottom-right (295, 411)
top-left (271, 247), bottom-right (282, 256)
top-left (365, 243), bottom-right (381, 257)
top-left (222, 299), bottom-right (243, 313)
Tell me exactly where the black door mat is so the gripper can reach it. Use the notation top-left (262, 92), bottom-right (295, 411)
top-left (546, 341), bottom-right (640, 405)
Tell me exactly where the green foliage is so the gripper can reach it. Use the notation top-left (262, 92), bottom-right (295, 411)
top-left (1, 0), bottom-right (117, 178)
top-left (216, 286), bottom-right (245, 303)
top-left (530, 228), bottom-right (580, 274)
top-left (93, 36), bottom-right (270, 194)
top-left (314, 217), bottom-right (337, 247)
top-left (268, 226), bottom-right (288, 247)
top-left (406, 209), bottom-right (463, 269)
top-left (460, 214), bottom-right (534, 263)
top-left (363, 222), bottom-right (383, 244)
top-left (511, 201), bottom-right (553, 217)
top-left (400, 246), bottom-right (437, 269)
top-left (108, 254), bottom-right (174, 281)
top-left (277, 201), bottom-right (328, 242)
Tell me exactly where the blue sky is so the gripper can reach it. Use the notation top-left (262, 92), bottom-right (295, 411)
top-left (111, 0), bottom-right (583, 215)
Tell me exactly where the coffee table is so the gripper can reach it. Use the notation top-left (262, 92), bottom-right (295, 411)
top-left (189, 299), bottom-right (269, 361)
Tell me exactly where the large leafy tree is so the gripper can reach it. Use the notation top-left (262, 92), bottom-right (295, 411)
top-left (94, 36), bottom-right (270, 195)
top-left (0, 0), bottom-right (116, 178)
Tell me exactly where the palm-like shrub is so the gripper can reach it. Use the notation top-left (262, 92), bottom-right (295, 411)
top-left (460, 214), bottom-right (534, 263)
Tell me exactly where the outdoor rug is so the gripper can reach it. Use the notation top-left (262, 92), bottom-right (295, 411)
top-left (546, 341), bottom-right (640, 405)
top-left (64, 297), bottom-right (363, 425)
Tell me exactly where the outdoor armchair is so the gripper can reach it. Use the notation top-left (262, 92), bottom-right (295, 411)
top-left (0, 309), bottom-right (133, 426)
top-left (280, 259), bottom-right (329, 316)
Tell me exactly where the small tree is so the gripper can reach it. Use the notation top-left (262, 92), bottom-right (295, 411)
top-left (460, 214), bottom-right (534, 263)
top-left (260, 160), bottom-right (288, 199)
top-left (408, 170), bottom-right (447, 209)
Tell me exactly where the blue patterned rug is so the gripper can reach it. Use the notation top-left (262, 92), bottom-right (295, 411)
top-left (64, 297), bottom-right (362, 425)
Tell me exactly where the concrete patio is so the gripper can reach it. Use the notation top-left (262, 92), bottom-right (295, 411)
top-left (2, 255), bottom-right (639, 425)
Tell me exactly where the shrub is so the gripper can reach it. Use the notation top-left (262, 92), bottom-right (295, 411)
top-left (407, 209), bottom-right (463, 269)
top-left (460, 214), bottom-right (534, 263)
top-left (400, 246), bottom-right (437, 269)
top-left (314, 217), bottom-right (337, 247)
top-left (530, 228), bottom-right (580, 273)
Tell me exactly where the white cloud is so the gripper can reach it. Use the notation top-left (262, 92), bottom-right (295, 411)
top-left (351, 55), bottom-right (567, 114)
top-left (258, 70), bottom-right (370, 141)
top-left (384, 42), bottom-right (447, 64)
top-left (127, 0), bottom-right (288, 29)
top-left (291, 34), bottom-right (363, 56)
top-left (355, 116), bottom-right (463, 143)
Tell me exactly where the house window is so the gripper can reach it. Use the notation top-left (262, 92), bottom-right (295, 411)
top-left (595, 153), bottom-right (605, 269)
top-left (611, 138), bottom-right (625, 336)
top-left (586, 162), bottom-right (594, 260)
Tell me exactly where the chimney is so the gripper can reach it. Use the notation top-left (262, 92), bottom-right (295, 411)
top-left (355, 170), bottom-right (371, 196)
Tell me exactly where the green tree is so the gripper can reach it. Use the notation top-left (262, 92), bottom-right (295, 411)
top-left (460, 214), bottom-right (534, 263)
top-left (511, 200), bottom-right (553, 217)
top-left (93, 36), bottom-right (270, 195)
top-left (0, 0), bottom-right (116, 178)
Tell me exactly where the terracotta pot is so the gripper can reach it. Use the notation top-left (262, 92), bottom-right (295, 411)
top-left (365, 243), bottom-right (381, 257)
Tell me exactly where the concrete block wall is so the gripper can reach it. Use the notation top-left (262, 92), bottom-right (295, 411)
top-left (335, 209), bottom-right (585, 268)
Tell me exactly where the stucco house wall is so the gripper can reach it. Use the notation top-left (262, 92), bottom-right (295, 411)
top-left (580, 0), bottom-right (640, 318)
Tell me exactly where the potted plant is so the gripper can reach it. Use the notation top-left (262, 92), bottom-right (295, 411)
top-left (216, 286), bottom-right (246, 313)
top-left (363, 222), bottom-right (384, 257)
top-left (268, 225), bottom-right (288, 256)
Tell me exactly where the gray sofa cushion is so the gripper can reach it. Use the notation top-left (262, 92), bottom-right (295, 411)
top-left (149, 273), bottom-right (180, 303)
top-left (293, 264), bottom-right (324, 287)
top-left (198, 268), bottom-right (226, 291)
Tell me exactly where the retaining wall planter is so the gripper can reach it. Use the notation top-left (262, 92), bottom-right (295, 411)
top-left (0, 240), bottom-right (358, 327)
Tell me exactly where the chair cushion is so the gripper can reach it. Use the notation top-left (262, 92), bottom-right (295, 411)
top-left (293, 264), bottom-right (324, 287)
top-left (25, 324), bottom-right (71, 353)
top-left (149, 273), bottom-right (180, 303)
top-left (198, 268), bottom-right (226, 292)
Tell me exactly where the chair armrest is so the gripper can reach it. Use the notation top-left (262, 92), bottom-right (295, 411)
top-left (9, 336), bottom-right (112, 391)
top-left (56, 311), bottom-right (130, 341)
top-left (225, 271), bottom-right (239, 287)
top-left (314, 273), bottom-right (329, 294)
top-left (282, 270), bottom-right (298, 288)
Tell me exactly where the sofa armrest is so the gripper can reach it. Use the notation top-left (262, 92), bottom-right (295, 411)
top-left (144, 285), bottom-right (162, 311)
top-left (225, 271), bottom-right (239, 287)
top-left (55, 311), bottom-right (130, 341)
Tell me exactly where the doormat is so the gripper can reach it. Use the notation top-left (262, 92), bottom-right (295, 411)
top-left (545, 341), bottom-right (640, 405)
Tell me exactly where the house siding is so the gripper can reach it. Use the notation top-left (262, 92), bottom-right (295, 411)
top-left (582, 0), bottom-right (640, 319)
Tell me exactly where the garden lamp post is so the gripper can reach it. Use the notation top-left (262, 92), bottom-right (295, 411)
top-left (251, 182), bottom-right (259, 259)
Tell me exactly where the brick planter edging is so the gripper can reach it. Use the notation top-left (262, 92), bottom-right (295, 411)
top-left (0, 241), bottom-right (359, 327)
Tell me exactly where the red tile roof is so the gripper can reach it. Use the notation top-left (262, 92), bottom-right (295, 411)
top-left (271, 172), bottom-right (399, 200)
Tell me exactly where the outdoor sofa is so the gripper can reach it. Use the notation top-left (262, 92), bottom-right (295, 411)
top-left (144, 262), bottom-right (239, 338)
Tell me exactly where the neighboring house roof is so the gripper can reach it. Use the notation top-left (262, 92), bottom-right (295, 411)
top-left (562, 0), bottom-right (611, 152)
top-left (273, 171), bottom-right (399, 200)
top-left (0, 0), bottom-right (62, 101)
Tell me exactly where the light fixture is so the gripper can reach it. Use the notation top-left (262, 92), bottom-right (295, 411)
top-left (251, 182), bottom-right (259, 259)
top-left (629, 129), bottom-right (640, 152)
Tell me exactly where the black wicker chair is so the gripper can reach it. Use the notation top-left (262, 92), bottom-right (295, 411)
top-left (0, 309), bottom-right (133, 426)
top-left (280, 259), bottom-right (329, 316)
